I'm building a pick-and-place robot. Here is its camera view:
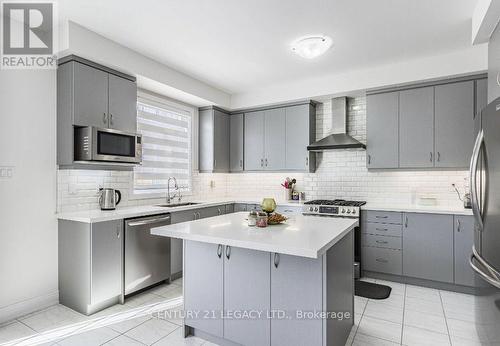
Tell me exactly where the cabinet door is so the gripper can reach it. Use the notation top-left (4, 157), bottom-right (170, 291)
top-left (264, 108), bottom-right (286, 170)
top-left (229, 113), bottom-right (244, 172)
top-left (285, 105), bottom-right (310, 170)
top-left (198, 206), bottom-right (223, 218)
top-left (73, 62), bottom-right (109, 128)
top-left (402, 213), bottom-right (454, 283)
top-left (366, 92), bottom-right (399, 168)
top-left (271, 254), bottom-right (323, 346)
top-left (214, 110), bottom-right (230, 172)
top-left (488, 24), bottom-right (500, 102)
top-left (233, 203), bottom-right (248, 212)
top-left (224, 247), bottom-right (270, 345)
top-left (435, 81), bottom-right (474, 168)
top-left (399, 87), bottom-right (434, 168)
top-left (184, 240), bottom-right (223, 337)
top-left (454, 215), bottom-right (477, 287)
top-left (244, 111), bottom-right (265, 170)
top-left (108, 74), bottom-right (137, 133)
top-left (91, 220), bottom-right (122, 304)
top-left (198, 109), bottom-right (214, 172)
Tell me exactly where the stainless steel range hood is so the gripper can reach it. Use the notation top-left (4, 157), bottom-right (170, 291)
top-left (307, 97), bottom-right (366, 151)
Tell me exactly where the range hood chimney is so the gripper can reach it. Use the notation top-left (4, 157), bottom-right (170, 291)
top-left (307, 97), bottom-right (366, 151)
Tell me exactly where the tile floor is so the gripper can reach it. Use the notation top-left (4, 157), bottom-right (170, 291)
top-left (347, 278), bottom-right (495, 346)
top-left (0, 277), bottom-right (490, 346)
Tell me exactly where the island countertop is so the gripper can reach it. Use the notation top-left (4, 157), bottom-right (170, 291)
top-left (151, 212), bottom-right (357, 259)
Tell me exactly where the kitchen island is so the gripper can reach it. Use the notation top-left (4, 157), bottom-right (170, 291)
top-left (152, 212), bottom-right (357, 346)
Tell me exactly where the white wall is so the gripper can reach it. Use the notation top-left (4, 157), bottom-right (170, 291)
top-left (0, 70), bottom-right (58, 323)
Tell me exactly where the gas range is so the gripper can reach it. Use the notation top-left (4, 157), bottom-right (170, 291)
top-left (302, 199), bottom-right (366, 218)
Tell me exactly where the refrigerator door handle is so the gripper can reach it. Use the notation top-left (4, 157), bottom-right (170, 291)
top-left (470, 246), bottom-right (500, 289)
top-left (470, 129), bottom-right (484, 230)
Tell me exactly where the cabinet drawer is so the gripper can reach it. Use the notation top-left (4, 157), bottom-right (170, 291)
top-left (362, 247), bottom-right (402, 275)
top-left (362, 234), bottom-right (402, 250)
top-left (362, 222), bottom-right (402, 237)
top-left (364, 210), bottom-right (402, 224)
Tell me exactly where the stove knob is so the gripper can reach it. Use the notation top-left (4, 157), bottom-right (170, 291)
top-left (347, 209), bottom-right (351, 214)
top-left (341, 208), bottom-right (346, 213)
top-left (314, 207), bottom-right (319, 212)
top-left (309, 207), bottom-right (314, 212)
top-left (351, 209), bottom-right (357, 215)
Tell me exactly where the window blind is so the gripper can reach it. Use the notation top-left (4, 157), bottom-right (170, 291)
top-left (134, 98), bottom-right (192, 195)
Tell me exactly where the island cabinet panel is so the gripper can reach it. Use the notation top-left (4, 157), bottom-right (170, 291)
top-left (223, 247), bottom-right (271, 345)
top-left (399, 86), bottom-right (435, 168)
top-left (271, 254), bottom-right (323, 346)
top-left (402, 213), bottom-right (454, 283)
top-left (184, 240), bottom-right (224, 338)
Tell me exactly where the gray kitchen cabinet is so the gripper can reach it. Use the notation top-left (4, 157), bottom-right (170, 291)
top-left (199, 107), bottom-right (230, 173)
top-left (434, 81), bottom-right (474, 168)
top-left (402, 213), bottom-right (454, 283)
top-left (476, 78), bottom-right (488, 117)
top-left (58, 219), bottom-right (122, 315)
top-left (229, 113), bottom-right (244, 172)
top-left (285, 104), bottom-right (316, 171)
top-left (366, 92), bottom-right (399, 168)
top-left (264, 108), bottom-right (286, 170)
top-left (271, 254), bottom-right (323, 346)
top-left (223, 247), bottom-right (270, 345)
top-left (199, 205), bottom-right (225, 218)
top-left (233, 203), bottom-right (248, 212)
top-left (244, 110), bottom-right (265, 170)
top-left (399, 87), bottom-right (435, 168)
top-left (108, 74), bottom-right (137, 133)
top-left (488, 24), bottom-right (500, 102)
top-left (91, 220), bottom-right (123, 305)
top-left (454, 215), bottom-right (477, 287)
top-left (184, 240), bottom-right (224, 338)
top-left (225, 204), bottom-right (234, 214)
top-left (73, 61), bottom-right (109, 128)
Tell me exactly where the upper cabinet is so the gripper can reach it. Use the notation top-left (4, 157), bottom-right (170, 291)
top-left (57, 55), bottom-right (138, 166)
top-left (366, 92), bottom-right (399, 168)
top-left (243, 103), bottom-right (316, 172)
top-left (367, 75), bottom-right (485, 169)
top-left (199, 107), bottom-right (230, 173)
top-left (229, 113), bottom-right (244, 172)
top-left (399, 87), bottom-right (434, 168)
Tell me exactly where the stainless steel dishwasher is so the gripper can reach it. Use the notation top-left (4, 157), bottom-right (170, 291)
top-left (124, 214), bottom-right (171, 296)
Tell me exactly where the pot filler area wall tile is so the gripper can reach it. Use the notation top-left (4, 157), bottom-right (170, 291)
top-left (57, 97), bottom-right (468, 212)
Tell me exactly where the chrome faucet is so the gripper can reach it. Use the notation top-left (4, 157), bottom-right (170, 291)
top-left (166, 177), bottom-right (180, 204)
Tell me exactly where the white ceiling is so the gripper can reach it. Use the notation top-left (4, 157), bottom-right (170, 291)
top-left (59, 0), bottom-right (478, 95)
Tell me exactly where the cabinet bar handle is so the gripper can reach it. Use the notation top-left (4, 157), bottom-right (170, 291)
top-left (109, 113), bottom-right (114, 125)
top-left (265, 158), bottom-right (268, 167)
top-left (260, 159), bottom-right (264, 167)
top-left (375, 258), bottom-right (388, 263)
top-left (193, 212), bottom-right (197, 220)
top-left (375, 240), bottom-right (388, 244)
top-left (116, 227), bottom-right (121, 238)
top-left (197, 212), bottom-right (201, 219)
top-left (305, 157), bottom-right (309, 166)
top-left (274, 253), bottom-right (280, 268)
top-left (437, 152), bottom-right (441, 162)
top-left (217, 208), bottom-right (222, 215)
top-left (405, 216), bottom-right (408, 228)
top-left (226, 245), bottom-right (231, 260)
top-left (375, 228), bottom-right (388, 232)
top-left (217, 244), bottom-right (223, 258)
top-left (430, 152), bottom-right (433, 162)
top-left (368, 154), bottom-right (371, 164)
top-left (240, 159), bottom-right (242, 168)
top-left (103, 113), bottom-right (107, 124)
top-left (375, 216), bottom-right (388, 219)
top-left (457, 219), bottom-right (461, 232)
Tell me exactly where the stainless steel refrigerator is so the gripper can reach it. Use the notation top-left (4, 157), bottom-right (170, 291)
top-left (469, 97), bottom-right (500, 343)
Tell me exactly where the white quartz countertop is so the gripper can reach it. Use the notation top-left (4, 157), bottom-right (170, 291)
top-left (151, 212), bottom-right (357, 259)
top-left (56, 199), bottom-right (305, 223)
top-left (362, 203), bottom-right (473, 216)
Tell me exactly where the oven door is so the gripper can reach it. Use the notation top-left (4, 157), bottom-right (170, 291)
top-left (92, 127), bottom-right (142, 163)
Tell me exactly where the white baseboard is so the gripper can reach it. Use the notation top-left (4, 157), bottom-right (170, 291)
top-left (0, 291), bottom-right (59, 324)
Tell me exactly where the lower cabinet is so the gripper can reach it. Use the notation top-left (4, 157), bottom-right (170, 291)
top-left (184, 241), bottom-right (224, 337)
top-left (224, 247), bottom-right (270, 345)
top-left (454, 215), bottom-right (477, 287)
top-left (58, 219), bottom-right (122, 315)
top-left (271, 254), bottom-right (323, 346)
top-left (402, 213), bottom-right (454, 283)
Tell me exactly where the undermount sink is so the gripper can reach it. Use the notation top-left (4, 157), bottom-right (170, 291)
top-left (156, 202), bottom-right (200, 208)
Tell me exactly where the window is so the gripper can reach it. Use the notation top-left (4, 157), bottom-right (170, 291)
top-left (134, 95), bottom-right (193, 196)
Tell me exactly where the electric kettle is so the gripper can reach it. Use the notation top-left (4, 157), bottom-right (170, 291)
top-left (99, 188), bottom-right (122, 210)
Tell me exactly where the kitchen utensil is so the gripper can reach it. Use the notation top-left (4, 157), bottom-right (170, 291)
top-left (98, 188), bottom-right (122, 210)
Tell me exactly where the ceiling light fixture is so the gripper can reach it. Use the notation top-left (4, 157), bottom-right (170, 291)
top-left (291, 35), bottom-right (333, 59)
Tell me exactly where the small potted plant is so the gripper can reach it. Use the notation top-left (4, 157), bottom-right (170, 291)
top-left (281, 177), bottom-right (296, 201)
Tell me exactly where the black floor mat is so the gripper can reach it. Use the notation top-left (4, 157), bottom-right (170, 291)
top-left (355, 280), bottom-right (392, 300)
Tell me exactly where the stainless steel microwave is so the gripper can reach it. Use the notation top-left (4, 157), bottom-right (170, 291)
top-left (74, 127), bottom-right (142, 164)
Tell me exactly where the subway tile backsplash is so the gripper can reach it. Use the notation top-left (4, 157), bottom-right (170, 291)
top-left (57, 96), bottom-right (468, 212)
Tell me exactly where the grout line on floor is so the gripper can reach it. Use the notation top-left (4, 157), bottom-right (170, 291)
top-left (439, 290), bottom-right (453, 346)
top-left (400, 282), bottom-right (407, 345)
